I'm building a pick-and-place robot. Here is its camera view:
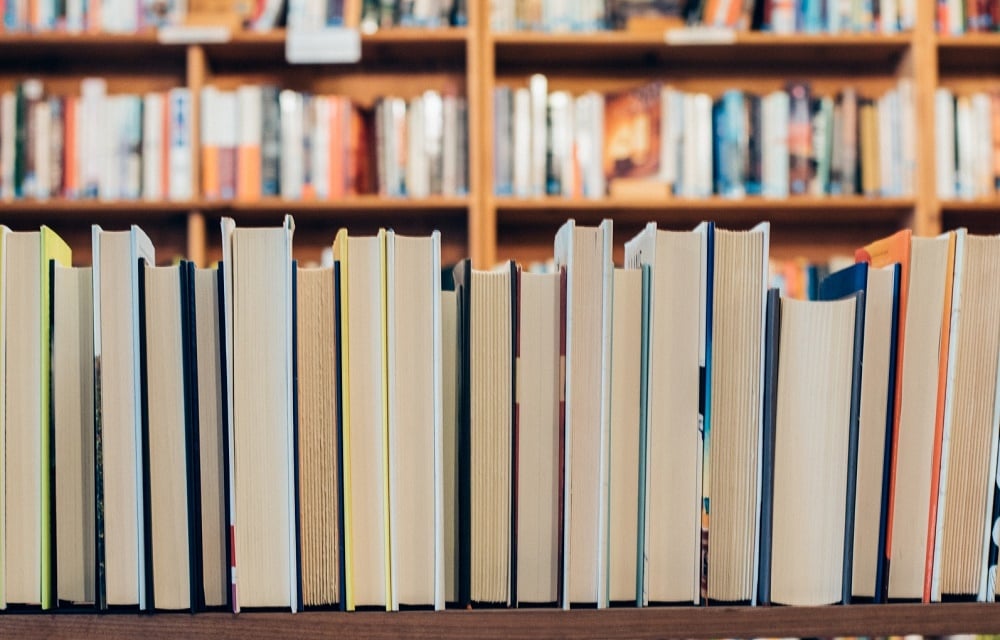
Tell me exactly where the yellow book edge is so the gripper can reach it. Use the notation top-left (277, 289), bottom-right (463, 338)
top-left (39, 226), bottom-right (71, 611)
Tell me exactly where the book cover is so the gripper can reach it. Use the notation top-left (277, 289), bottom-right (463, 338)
top-left (603, 83), bottom-right (661, 187)
top-left (756, 287), bottom-right (780, 606)
top-left (788, 82), bottom-right (813, 195)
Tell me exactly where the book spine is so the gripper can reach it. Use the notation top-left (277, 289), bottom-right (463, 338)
top-left (442, 94), bottom-right (458, 197)
top-left (529, 74), bottom-right (547, 197)
top-left (279, 89), bottom-right (304, 200)
top-left (218, 91), bottom-right (239, 201)
top-left (513, 88), bottom-right (531, 197)
top-left (168, 88), bottom-right (193, 201)
top-left (746, 94), bottom-right (762, 196)
top-left (787, 82), bottom-right (812, 195)
top-left (201, 87), bottom-right (220, 200)
top-left (935, 89), bottom-right (957, 200)
top-left (424, 91), bottom-right (443, 196)
top-left (142, 93), bottom-right (162, 201)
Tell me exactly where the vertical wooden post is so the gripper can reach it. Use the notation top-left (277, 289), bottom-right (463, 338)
top-left (188, 210), bottom-right (207, 266)
top-left (187, 44), bottom-right (208, 263)
top-left (469, 0), bottom-right (496, 268)
top-left (910, 0), bottom-right (940, 237)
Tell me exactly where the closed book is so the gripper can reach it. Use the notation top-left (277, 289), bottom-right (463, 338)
top-left (515, 268), bottom-right (565, 606)
top-left (555, 219), bottom-right (613, 608)
top-left (296, 263), bottom-right (341, 608)
top-left (768, 291), bottom-right (864, 605)
top-left (220, 216), bottom-right (299, 611)
top-left (453, 258), bottom-right (517, 607)
top-left (138, 260), bottom-right (200, 611)
top-left (625, 222), bottom-right (709, 605)
top-left (92, 224), bottom-right (154, 610)
top-left (702, 223), bottom-right (770, 604)
top-left (52, 263), bottom-right (96, 607)
top-left (334, 228), bottom-right (390, 611)
top-left (386, 231), bottom-right (444, 610)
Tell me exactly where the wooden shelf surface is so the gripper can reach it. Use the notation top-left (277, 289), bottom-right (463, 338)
top-left (495, 195), bottom-right (914, 227)
top-left (491, 31), bottom-right (912, 68)
top-left (938, 33), bottom-right (1000, 71)
top-left (3, 603), bottom-right (1000, 639)
top-left (940, 198), bottom-right (1000, 212)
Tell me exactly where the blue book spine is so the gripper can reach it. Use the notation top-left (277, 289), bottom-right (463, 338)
top-left (804, 0), bottom-right (823, 31)
top-left (636, 264), bottom-right (651, 606)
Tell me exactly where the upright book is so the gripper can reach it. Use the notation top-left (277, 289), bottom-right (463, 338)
top-left (92, 224), bottom-right (152, 610)
top-left (333, 228), bottom-right (390, 611)
top-left (220, 216), bottom-right (298, 612)
top-left (4, 226), bottom-right (70, 609)
top-left (554, 219), bottom-right (613, 608)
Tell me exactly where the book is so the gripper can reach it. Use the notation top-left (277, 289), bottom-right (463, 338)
top-left (624, 222), bottom-right (708, 605)
top-left (767, 291), bottom-right (864, 606)
top-left (453, 259), bottom-right (517, 606)
top-left (441, 287), bottom-right (459, 604)
top-left (296, 263), bottom-right (341, 608)
top-left (820, 261), bottom-right (902, 602)
top-left (386, 231), bottom-right (444, 610)
top-left (603, 82), bottom-right (661, 194)
top-left (52, 263), bottom-right (96, 607)
top-left (92, 224), bottom-right (153, 610)
top-left (702, 223), bottom-right (769, 604)
top-left (192, 266), bottom-right (229, 609)
top-left (220, 216), bottom-right (298, 611)
top-left (607, 267), bottom-right (643, 605)
top-left (139, 260), bottom-right (199, 611)
top-left (932, 233), bottom-right (1000, 601)
top-left (3, 227), bottom-right (70, 609)
top-left (554, 219), bottom-right (613, 608)
top-left (515, 268), bottom-right (566, 606)
top-left (333, 228), bottom-right (390, 611)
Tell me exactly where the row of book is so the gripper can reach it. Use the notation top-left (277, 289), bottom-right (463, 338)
top-left (494, 77), bottom-right (915, 200)
top-left (200, 85), bottom-right (468, 201)
top-left (937, 0), bottom-right (1000, 34)
top-left (935, 88), bottom-right (1000, 201)
top-left (0, 78), bottom-right (470, 202)
top-left (0, 0), bottom-right (466, 34)
top-left (0, 79), bottom-right (194, 202)
top-left (4, 216), bottom-right (1000, 613)
top-left (489, 0), bottom-right (915, 34)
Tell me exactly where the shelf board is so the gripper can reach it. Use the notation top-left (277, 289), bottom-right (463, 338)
top-left (0, 28), bottom-right (469, 67)
top-left (491, 31), bottom-right (912, 69)
top-left (495, 196), bottom-right (914, 227)
top-left (0, 199), bottom-right (199, 221)
top-left (938, 33), bottom-right (1000, 71)
top-left (940, 198), bottom-right (1000, 212)
top-left (4, 603), bottom-right (1000, 639)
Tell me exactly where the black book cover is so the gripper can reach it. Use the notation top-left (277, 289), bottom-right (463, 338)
top-left (180, 261), bottom-right (205, 613)
top-left (841, 290), bottom-right (866, 605)
top-left (216, 263), bottom-right (234, 611)
top-left (509, 263), bottom-right (520, 608)
top-left (756, 287), bottom-right (781, 606)
top-left (452, 258), bottom-right (472, 608)
top-left (334, 261), bottom-right (347, 611)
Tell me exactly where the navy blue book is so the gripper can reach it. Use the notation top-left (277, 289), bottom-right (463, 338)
top-left (820, 261), bottom-right (902, 603)
top-left (756, 288), bottom-right (781, 606)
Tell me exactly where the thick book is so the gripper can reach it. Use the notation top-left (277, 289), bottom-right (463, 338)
top-left (554, 219), bottom-right (613, 609)
top-left (138, 260), bottom-right (200, 611)
top-left (453, 259), bottom-right (517, 607)
top-left (333, 228), bottom-right (390, 611)
top-left (767, 291), bottom-right (864, 606)
top-left (932, 232), bottom-right (1000, 602)
top-left (386, 231), bottom-right (444, 610)
top-left (820, 262), bottom-right (902, 602)
top-left (295, 263), bottom-right (341, 609)
top-left (624, 222), bottom-right (709, 605)
top-left (702, 223), bottom-right (769, 604)
top-left (4, 227), bottom-right (70, 609)
top-left (52, 263), bottom-right (96, 608)
top-left (515, 268), bottom-right (566, 607)
top-left (220, 216), bottom-right (299, 612)
top-left (92, 225), bottom-right (154, 610)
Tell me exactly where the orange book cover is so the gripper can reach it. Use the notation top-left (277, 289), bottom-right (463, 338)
top-left (203, 145), bottom-right (220, 199)
top-left (63, 96), bottom-right (77, 198)
top-left (237, 143), bottom-right (261, 201)
top-left (602, 82), bottom-right (661, 185)
top-left (923, 231), bottom-right (957, 602)
top-left (329, 96), bottom-right (345, 200)
top-left (856, 228), bottom-right (912, 597)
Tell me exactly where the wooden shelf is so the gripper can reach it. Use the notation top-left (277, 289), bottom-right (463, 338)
top-left (494, 196), bottom-right (915, 226)
top-left (491, 31), bottom-right (912, 69)
top-left (940, 198), bottom-right (1000, 212)
top-left (0, 199), bottom-right (199, 220)
top-left (938, 33), bottom-right (1000, 71)
top-left (3, 603), bottom-right (1000, 639)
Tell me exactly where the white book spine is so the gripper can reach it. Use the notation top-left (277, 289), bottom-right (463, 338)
top-left (529, 74), bottom-right (548, 197)
top-left (81, 78), bottom-right (107, 198)
top-left (681, 93), bottom-right (697, 198)
top-left (279, 90), bottom-right (304, 200)
top-left (142, 93), bottom-right (163, 201)
top-left (947, 0), bottom-right (965, 34)
top-left (66, 0), bottom-right (84, 31)
top-left (592, 94), bottom-right (606, 198)
top-left (694, 94), bottom-right (714, 198)
top-left (100, 96), bottom-right (120, 201)
top-left (35, 100), bottom-right (51, 200)
top-left (513, 88), bottom-right (531, 197)
top-left (956, 97), bottom-right (974, 199)
top-left (442, 95), bottom-right (458, 197)
top-left (0, 92), bottom-right (14, 200)
top-left (168, 88), bottom-right (193, 201)
top-left (973, 93), bottom-right (994, 199)
top-left (312, 97), bottom-right (330, 200)
top-left (935, 89), bottom-right (956, 200)
top-left (407, 96), bottom-right (428, 199)
top-left (423, 91), bottom-right (444, 196)
top-left (881, 0), bottom-right (898, 32)
top-left (877, 91), bottom-right (891, 197)
top-left (660, 87), bottom-right (675, 188)
top-left (899, 80), bottom-right (915, 197)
